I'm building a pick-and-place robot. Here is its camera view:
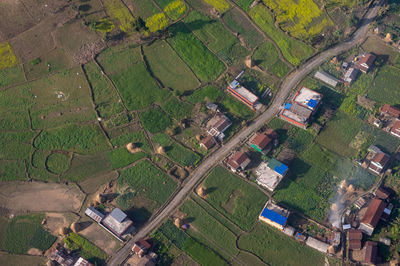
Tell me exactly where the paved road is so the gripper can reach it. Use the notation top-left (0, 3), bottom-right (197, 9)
top-left (108, 1), bottom-right (383, 264)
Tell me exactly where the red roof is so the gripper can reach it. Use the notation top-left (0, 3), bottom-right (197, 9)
top-left (355, 53), bottom-right (376, 72)
top-left (375, 187), bottom-right (390, 200)
top-left (391, 120), bottom-right (400, 136)
top-left (347, 229), bottom-right (362, 240)
top-left (348, 239), bottom-right (362, 250)
top-left (371, 152), bottom-right (390, 167)
top-left (200, 135), bottom-right (216, 150)
top-left (361, 198), bottom-right (387, 228)
top-left (214, 116), bottom-right (231, 132)
top-left (227, 151), bottom-right (250, 170)
top-left (364, 241), bottom-right (379, 264)
top-left (251, 133), bottom-right (272, 150)
top-left (380, 104), bottom-right (400, 118)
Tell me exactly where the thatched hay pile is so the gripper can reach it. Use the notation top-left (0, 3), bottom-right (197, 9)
top-left (70, 222), bottom-right (80, 233)
top-left (59, 227), bottom-right (69, 236)
top-left (245, 57), bottom-right (254, 68)
top-left (197, 186), bottom-right (206, 198)
top-left (177, 168), bottom-right (187, 179)
top-left (126, 143), bottom-right (141, 154)
top-left (157, 146), bottom-right (165, 155)
top-left (174, 218), bottom-right (183, 228)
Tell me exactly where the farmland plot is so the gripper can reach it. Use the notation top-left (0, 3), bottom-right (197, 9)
top-left (104, 0), bottom-right (136, 33)
top-left (368, 65), bottom-right (400, 105)
top-left (97, 45), bottom-right (142, 76)
top-left (253, 41), bottom-right (291, 77)
top-left (125, 0), bottom-right (160, 19)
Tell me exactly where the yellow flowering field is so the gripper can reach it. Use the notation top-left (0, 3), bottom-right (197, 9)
top-left (0, 42), bottom-right (18, 70)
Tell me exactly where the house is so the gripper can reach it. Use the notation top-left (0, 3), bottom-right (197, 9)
top-left (305, 237), bottom-right (330, 253)
top-left (132, 239), bottom-right (151, 257)
top-left (347, 229), bottom-right (362, 250)
top-left (255, 159), bottom-right (288, 191)
top-left (74, 257), bottom-right (94, 266)
top-left (380, 104), bottom-right (400, 118)
top-left (359, 198), bottom-right (387, 236)
top-left (85, 207), bottom-right (105, 223)
top-left (280, 87), bottom-right (322, 129)
top-left (101, 208), bottom-right (134, 239)
top-left (343, 67), bottom-right (360, 86)
top-left (355, 53), bottom-right (376, 73)
top-left (207, 115), bottom-right (232, 140)
top-left (250, 129), bottom-right (277, 154)
top-left (258, 201), bottom-right (290, 230)
top-left (227, 151), bottom-right (251, 172)
top-left (390, 120), bottom-right (400, 138)
top-left (364, 241), bottom-right (381, 265)
top-left (375, 187), bottom-right (390, 200)
top-left (199, 135), bottom-right (216, 150)
top-left (227, 80), bottom-right (259, 110)
top-left (49, 250), bottom-right (75, 266)
top-left (368, 151), bottom-right (390, 175)
top-left (314, 70), bottom-right (340, 87)
top-left (382, 203), bottom-right (393, 222)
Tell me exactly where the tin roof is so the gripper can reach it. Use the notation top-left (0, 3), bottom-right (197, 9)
top-left (268, 159), bottom-right (288, 175)
top-left (251, 133), bottom-right (272, 150)
top-left (260, 207), bottom-right (287, 226)
top-left (361, 198), bottom-right (387, 228)
top-left (110, 208), bottom-right (127, 223)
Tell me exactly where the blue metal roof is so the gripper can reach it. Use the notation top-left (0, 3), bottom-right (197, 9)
top-left (229, 80), bottom-right (239, 89)
top-left (307, 99), bottom-right (318, 109)
top-left (110, 208), bottom-right (127, 223)
top-left (274, 163), bottom-right (288, 175)
top-left (284, 103), bottom-right (292, 110)
top-left (260, 207), bottom-right (287, 226)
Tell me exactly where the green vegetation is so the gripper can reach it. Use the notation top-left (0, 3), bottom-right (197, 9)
top-left (118, 160), bottom-right (177, 208)
top-left (202, 166), bottom-right (268, 230)
top-left (204, 0), bottom-right (230, 13)
top-left (64, 232), bottom-right (106, 262)
top-left (0, 160), bottom-right (27, 182)
top-left (146, 13), bottom-right (169, 32)
top-left (143, 40), bottom-right (198, 92)
top-left (186, 85), bottom-right (224, 104)
top-left (161, 97), bottom-right (193, 120)
top-left (0, 66), bottom-right (26, 89)
top-left (249, 5), bottom-right (314, 65)
top-left (97, 46), bottom-right (142, 76)
top-left (129, 0), bottom-right (160, 19)
top-left (91, 18), bottom-right (115, 33)
top-left (238, 222), bottom-right (326, 266)
top-left (222, 95), bottom-right (254, 120)
top-left (105, 0), bottom-right (136, 33)
top-left (253, 41), bottom-right (291, 77)
top-left (140, 107), bottom-right (172, 133)
top-left (368, 65), bottom-right (400, 105)
top-left (167, 22), bottom-right (226, 82)
top-left (0, 130), bottom-right (34, 160)
top-left (62, 153), bottom-right (111, 182)
top-left (107, 148), bottom-right (147, 169)
top-left (233, 0), bottom-right (254, 11)
top-left (164, 0), bottom-right (187, 20)
top-left (110, 130), bottom-right (151, 152)
top-left (46, 153), bottom-right (70, 174)
top-left (3, 214), bottom-right (56, 254)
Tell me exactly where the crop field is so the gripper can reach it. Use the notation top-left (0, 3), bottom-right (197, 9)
top-left (163, 0), bottom-right (187, 20)
top-left (140, 107), bottom-right (172, 133)
top-left (0, 65), bottom-right (25, 89)
top-left (184, 10), bottom-right (247, 65)
top-left (202, 166), bottom-right (268, 230)
top-left (118, 160), bottom-right (177, 209)
top-left (107, 148), bottom-right (148, 169)
top-left (143, 40), bottom-right (199, 92)
top-left (46, 152), bottom-right (70, 174)
top-left (204, 0), bottom-right (230, 13)
top-left (83, 62), bottom-right (124, 119)
top-left (368, 65), bottom-right (400, 105)
top-left (97, 46), bottom-right (142, 76)
top-left (64, 232), bottom-right (107, 264)
top-left (0, 160), bottom-right (27, 182)
top-left (0, 42), bottom-right (18, 69)
top-left (109, 130), bottom-right (152, 152)
top-left (186, 85), bottom-right (224, 104)
top-left (161, 97), bottom-right (193, 120)
top-left (249, 4), bottom-right (314, 66)
top-left (0, 86), bottom-right (31, 131)
top-left (222, 95), bottom-right (254, 120)
top-left (104, 0), bottom-right (136, 33)
top-left (233, 0), bottom-right (254, 11)
top-left (126, 0), bottom-right (160, 19)
top-left (262, 0), bottom-right (333, 40)
top-left (167, 22), bottom-right (226, 82)
top-left (152, 133), bottom-right (201, 166)
top-left (3, 214), bottom-right (56, 254)
top-left (222, 8), bottom-right (264, 50)
top-left (110, 62), bottom-right (169, 110)
top-left (238, 222), bottom-right (326, 266)
top-left (253, 41), bottom-right (291, 77)
top-left (0, 130), bottom-right (35, 161)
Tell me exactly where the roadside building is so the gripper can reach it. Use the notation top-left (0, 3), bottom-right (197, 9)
top-left (132, 239), bottom-right (151, 257)
top-left (207, 115), bottom-right (232, 140)
top-left (364, 241), bottom-right (381, 265)
top-left (227, 151), bottom-right (251, 173)
top-left (280, 87), bottom-right (322, 129)
top-left (305, 237), bottom-right (330, 253)
top-left (258, 201), bottom-right (290, 230)
top-left (314, 70), bottom-right (340, 87)
top-left (343, 67), bottom-right (360, 86)
top-left (85, 207), bottom-right (105, 223)
top-left (390, 120), bottom-right (400, 138)
top-left (347, 229), bottom-right (363, 250)
top-left (375, 187), bottom-right (390, 201)
top-left (250, 129), bottom-right (277, 154)
top-left (359, 198), bottom-right (387, 236)
top-left (74, 258), bottom-right (94, 266)
top-left (227, 80), bottom-right (259, 110)
top-left (380, 104), bottom-right (400, 118)
top-left (369, 151), bottom-right (390, 175)
top-left (199, 135), bottom-right (216, 150)
top-left (355, 53), bottom-right (376, 73)
top-left (49, 250), bottom-right (75, 266)
top-left (255, 159), bottom-right (288, 191)
top-left (101, 208), bottom-right (134, 239)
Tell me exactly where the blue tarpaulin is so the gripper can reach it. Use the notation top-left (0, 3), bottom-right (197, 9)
top-left (307, 99), bottom-right (318, 109)
top-left (260, 207), bottom-right (287, 226)
top-left (274, 164), bottom-right (288, 175)
top-left (284, 103), bottom-right (292, 110)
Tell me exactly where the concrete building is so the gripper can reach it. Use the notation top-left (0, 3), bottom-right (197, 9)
top-left (74, 258), bottom-right (94, 266)
top-left (227, 151), bottom-right (251, 172)
top-left (280, 87), bottom-right (322, 129)
top-left (207, 115), bottom-right (232, 140)
top-left (390, 120), bottom-right (400, 138)
top-left (255, 159), bottom-right (288, 191)
top-left (314, 70), bottom-right (339, 87)
top-left (305, 237), bottom-right (330, 253)
top-left (199, 135), bottom-right (216, 150)
top-left (259, 201), bottom-right (290, 230)
top-left (369, 151), bottom-right (390, 175)
top-left (355, 53), bottom-right (376, 73)
top-left (102, 208), bottom-right (134, 239)
top-left (343, 67), bottom-right (360, 86)
top-left (227, 80), bottom-right (258, 110)
top-left (85, 207), bottom-right (105, 223)
top-left (359, 198), bottom-right (387, 236)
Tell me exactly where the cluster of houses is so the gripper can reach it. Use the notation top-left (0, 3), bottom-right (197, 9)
top-left (360, 145), bottom-right (391, 175)
top-left (49, 250), bottom-right (93, 266)
top-left (343, 53), bottom-right (376, 86)
top-left (85, 207), bottom-right (135, 241)
top-left (343, 186), bottom-right (394, 264)
top-left (374, 104), bottom-right (400, 138)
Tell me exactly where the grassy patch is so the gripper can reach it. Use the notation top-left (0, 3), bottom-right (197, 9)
top-left (161, 97), bottom-right (193, 120)
top-left (128, 0), bottom-right (160, 19)
top-left (64, 232), bottom-right (106, 263)
top-left (222, 95), bottom-right (254, 120)
top-left (253, 41), bottom-right (290, 77)
top-left (97, 46), bottom-right (142, 76)
top-left (140, 107), bottom-right (172, 133)
top-left (368, 65), bottom-right (400, 105)
top-left (107, 148), bottom-right (147, 169)
top-left (167, 22), bottom-right (226, 82)
top-left (104, 0), bottom-right (136, 33)
top-left (110, 130), bottom-right (151, 152)
top-left (118, 160), bottom-right (177, 208)
top-left (0, 130), bottom-right (34, 160)
top-left (202, 166), bottom-right (268, 230)
top-left (186, 85), bottom-right (224, 104)
top-left (233, 0), bottom-right (254, 11)
top-left (203, 0), bottom-right (230, 13)
top-left (143, 40), bottom-right (198, 92)
top-left (0, 42), bottom-right (18, 69)
top-left (46, 152), bottom-right (70, 174)
top-left (249, 5), bottom-right (314, 66)
top-left (0, 65), bottom-right (25, 88)
top-left (3, 214), bottom-right (56, 254)
top-left (0, 160), bottom-right (27, 182)
top-left (62, 153), bottom-right (111, 182)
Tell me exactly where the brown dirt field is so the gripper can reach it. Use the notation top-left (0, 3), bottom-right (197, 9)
top-left (0, 181), bottom-right (85, 213)
top-left (79, 171), bottom-right (118, 194)
top-left (20, 0), bottom-right (68, 22)
top-left (44, 212), bottom-right (79, 236)
top-left (79, 222), bottom-right (120, 255)
top-left (27, 248), bottom-right (43, 256)
top-left (0, 1), bottom-right (35, 41)
top-left (0, 251), bottom-right (45, 266)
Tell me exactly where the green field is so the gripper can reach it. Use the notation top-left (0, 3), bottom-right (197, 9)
top-left (202, 166), bottom-right (268, 230)
top-left (143, 40), bottom-right (199, 92)
top-left (222, 95), bottom-right (254, 120)
top-left (0, 65), bottom-right (25, 89)
top-left (64, 232), bottom-right (106, 264)
top-left (97, 46), bottom-right (142, 76)
top-left (127, 0), bottom-right (160, 19)
top-left (368, 65), bottom-right (400, 105)
top-left (46, 152), bottom-right (70, 174)
top-left (3, 214), bottom-right (56, 254)
top-left (249, 5), bottom-right (314, 66)
top-left (186, 85), bottom-right (224, 104)
top-left (161, 97), bottom-right (193, 120)
top-left (253, 41), bottom-right (291, 77)
top-left (167, 22), bottom-right (226, 82)
top-left (62, 152), bottom-right (111, 182)
top-left (140, 107), bottom-right (172, 133)
top-left (107, 148), bottom-right (148, 169)
top-left (109, 130), bottom-right (152, 152)
top-left (184, 10), bottom-right (247, 65)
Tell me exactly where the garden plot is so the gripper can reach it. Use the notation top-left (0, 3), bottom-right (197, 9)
top-left (161, 97), bottom-right (193, 120)
top-left (0, 85), bottom-right (32, 130)
top-left (202, 166), bottom-right (268, 231)
top-left (167, 22), bottom-right (226, 82)
top-left (155, 0), bottom-right (187, 20)
top-left (367, 65), bottom-right (400, 105)
top-left (79, 222), bottom-right (121, 255)
top-left (143, 40), bottom-right (199, 92)
top-left (104, 0), bottom-right (136, 33)
top-left (125, 0), bottom-right (160, 19)
top-left (253, 41), bottom-right (291, 77)
top-left (184, 10), bottom-right (248, 65)
top-left (186, 85), bottom-right (224, 104)
top-left (140, 107), bottom-right (172, 133)
top-left (0, 160), bottom-right (27, 182)
top-left (97, 45), bottom-right (142, 76)
top-left (249, 4), bottom-right (314, 66)
top-left (0, 251), bottom-right (45, 266)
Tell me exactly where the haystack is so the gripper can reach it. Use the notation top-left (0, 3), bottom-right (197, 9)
top-left (70, 222), bottom-right (81, 233)
top-left (95, 193), bottom-right (105, 204)
top-left (328, 245), bottom-right (336, 254)
top-left (157, 146), bottom-right (165, 155)
top-left (195, 135), bottom-right (202, 141)
top-left (347, 184), bottom-right (355, 193)
top-left (340, 180), bottom-right (347, 189)
top-left (197, 186), bottom-right (206, 197)
top-left (126, 143), bottom-right (141, 154)
top-left (177, 168), bottom-right (188, 179)
top-left (174, 218), bottom-right (183, 228)
top-left (59, 227), bottom-right (69, 236)
top-left (245, 56), bottom-right (254, 68)
top-left (384, 33), bottom-right (393, 43)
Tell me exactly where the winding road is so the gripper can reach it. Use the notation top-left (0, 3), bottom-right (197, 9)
top-left (108, 1), bottom-right (384, 265)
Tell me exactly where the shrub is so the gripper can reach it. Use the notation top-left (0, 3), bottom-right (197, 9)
top-left (146, 13), bottom-right (169, 32)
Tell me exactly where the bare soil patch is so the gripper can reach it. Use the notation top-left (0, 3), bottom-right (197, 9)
top-left (79, 222), bottom-right (120, 255)
top-left (0, 181), bottom-right (85, 213)
top-left (27, 248), bottom-right (43, 256)
top-left (44, 212), bottom-right (79, 236)
top-left (0, 1), bottom-right (35, 41)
